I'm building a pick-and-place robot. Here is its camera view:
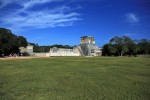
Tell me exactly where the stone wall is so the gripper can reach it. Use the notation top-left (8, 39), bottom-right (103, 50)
top-left (34, 53), bottom-right (50, 57)
top-left (49, 47), bottom-right (80, 56)
top-left (32, 47), bottom-right (81, 57)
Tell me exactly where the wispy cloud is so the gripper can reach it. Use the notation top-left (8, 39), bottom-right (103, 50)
top-left (0, 0), bottom-right (15, 8)
top-left (2, 10), bottom-right (80, 29)
top-left (0, 0), bottom-right (60, 8)
top-left (0, 0), bottom-right (81, 31)
top-left (23, 0), bottom-right (61, 9)
top-left (126, 13), bottom-right (140, 24)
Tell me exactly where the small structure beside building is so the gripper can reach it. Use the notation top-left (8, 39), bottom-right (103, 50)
top-left (19, 44), bottom-right (33, 56)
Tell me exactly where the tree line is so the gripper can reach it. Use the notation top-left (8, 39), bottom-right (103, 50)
top-left (30, 43), bottom-right (73, 53)
top-left (102, 36), bottom-right (150, 56)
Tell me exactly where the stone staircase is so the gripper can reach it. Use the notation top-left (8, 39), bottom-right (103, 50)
top-left (76, 46), bottom-right (84, 56)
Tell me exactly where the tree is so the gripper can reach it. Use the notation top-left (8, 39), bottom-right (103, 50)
top-left (102, 44), bottom-right (109, 56)
top-left (138, 39), bottom-right (150, 55)
top-left (122, 36), bottom-right (137, 55)
top-left (107, 44), bottom-right (117, 55)
top-left (102, 36), bottom-right (150, 56)
top-left (17, 36), bottom-right (27, 47)
top-left (0, 28), bottom-right (28, 56)
top-left (29, 43), bottom-right (73, 53)
top-left (104, 36), bottom-right (136, 56)
top-left (110, 36), bottom-right (125, 56)
top-left (102, 43), bottom-right (117, 56)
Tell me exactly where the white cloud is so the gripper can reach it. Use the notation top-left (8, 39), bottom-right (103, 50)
top-left (126, 13), bottom-right (140, 24)
top-left (0, 0), bottom-right (60, 8)
top-left (2, 10), bottom-right (81, 29)
top-left (23, 0), bottom-right (61, 9)
top-left (0, 0), bottom-right (81, 31)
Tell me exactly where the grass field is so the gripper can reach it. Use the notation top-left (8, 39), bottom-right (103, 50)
top-left (0, 57), bottom-right (150, 100)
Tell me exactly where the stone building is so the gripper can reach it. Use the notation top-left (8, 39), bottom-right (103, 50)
top-left (81, 36), bottom-right (95, 44)
top-left (80, 36), bottom-right (102, 56)
top-left (48, 36), bottom-right (102, 56)
top-left (21, 36), bottom-right (102, 56)
top-left (19, 44), bottom-right (33, 55)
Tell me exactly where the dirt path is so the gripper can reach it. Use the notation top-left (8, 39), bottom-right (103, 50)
top-left (0, 56), bottom-right (49, 60)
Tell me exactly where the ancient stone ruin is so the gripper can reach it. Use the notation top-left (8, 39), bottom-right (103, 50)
top-left (20, 36), bottom-right (102, 56)
top-left (80, 36), bottom-right (102, 56)
top-left (19, 44), bottom-right (33, 56)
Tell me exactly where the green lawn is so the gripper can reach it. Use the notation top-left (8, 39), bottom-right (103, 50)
top-left (0, 57), bottom-right (150, 100)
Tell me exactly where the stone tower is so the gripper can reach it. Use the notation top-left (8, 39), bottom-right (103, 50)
top-left (80, 36), bottom-right (95, 44)
top-left (80, 36), bottom-right (101, 56)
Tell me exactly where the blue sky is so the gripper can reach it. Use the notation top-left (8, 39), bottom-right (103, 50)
top-left (0, 0), bottom-right (150, 47)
